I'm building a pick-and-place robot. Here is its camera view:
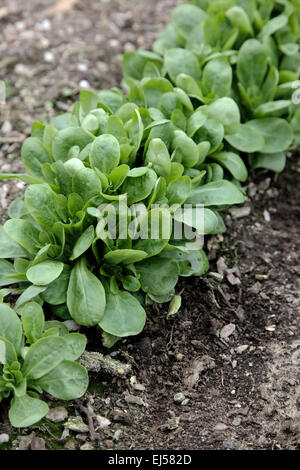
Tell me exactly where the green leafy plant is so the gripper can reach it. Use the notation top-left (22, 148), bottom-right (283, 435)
top-left (0, 302), bottom-right (88, 427)
top-left (0, 85), bottom-right (245, 344)
top-left (125, 0), bottom-right (299, 173)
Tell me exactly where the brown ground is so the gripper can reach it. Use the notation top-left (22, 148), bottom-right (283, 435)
top-left (0, 0), bottom-right (300, 451)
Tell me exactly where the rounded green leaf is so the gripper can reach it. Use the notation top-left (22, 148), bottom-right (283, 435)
top-left (165, 48), bottom-right (201, 82)
top-left (225, 122), bottom-right (265, 153)
top-left (21, 137), bottom-right (51, 179)
top-left (22, 336), bottom-right (66, 380)
top-left (99, 291), bottom-right (146, 337)
top-left (26, 261), bottom-right (64, 286)
top-left (211, 151), bottom-right (248, 182)
top-left (186, 180), bottom-right (245, 206)
top-left (90, 134), bottom-right (120, 175)
top-left (0, 304), bottom-right (23, 353)
top-left (67, 257), bottom-right (106, 326)
top-left (9, 394), bottom-right (49, 428)
top-left (36, 360), bottom-right (88, 400)
top-left (145, 138), bottom-right (171, 179)
top-left (104, 249), bottom-right (148, 266)
top-left (206, 97), bottom-right (240, 135)
top-left (247, 118), bottom-right (293, 154)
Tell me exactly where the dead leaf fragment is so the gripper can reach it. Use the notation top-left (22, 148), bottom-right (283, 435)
top-left (184, 355), bottom-right (216, 388)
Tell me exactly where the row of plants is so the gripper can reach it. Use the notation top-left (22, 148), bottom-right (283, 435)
top-left (0, 0), bottom-right (299, 427)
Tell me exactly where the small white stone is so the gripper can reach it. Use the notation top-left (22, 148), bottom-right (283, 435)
top-left (77, 63), bottom-right (88, 72)
top-left (0, 434), bottom-right (9, 444)
top-left (44, 51), bottom-right (54, 63)
top-left (79, 80), bottom-right (90, 89)
top-left (96, 416), bottom-right (111, 429)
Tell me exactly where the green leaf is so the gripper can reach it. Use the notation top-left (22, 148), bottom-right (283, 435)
top-left (145, 138), bottom-right (171, 179)
top-left (202, 58), bottom-right (232, 98)
top-left (133, 207), bottom-right (171, 257)
top-left (52, 127), bottom-right (93, 162)
top-left (247, 118), bottom-right (293, 153)
top-left (35, 360), bottom-right (88, 400)
top-left (206, 97), bottom-right (240, 135)
top-left (211, 151), bottom-right (248, 182)
top-left (248, 152), bottom-right (286, 173)
top-left (137, 257), bottom-right (180, 297)
top-left (194, 119), bottom-right (224, 154)
top-left (171, 3), bottom-right (207, 40)
top-left (104, 249), bottom-right (148, 265)
top-left (72, 167), bottom-right (102, 203)
top-left (9, 394), bottom-right (49, 428)
top-left (70, 226), bottom-right (95, 261)
top-left (161, 248), bottom-right (209, 277)
top-left (237, 39), bottom-right (268, 91)
top-left (165, 48), bottom-right (201, 82)
top-left (89, 134), bottom-right (120, 175)
top-left (63, 333), bottom-right (87, 361)
top-left (225, 122), bottom-right (265, 152)
top-left (166, 176), bottom-right (192, 205)
top-left (0, 227), bottom-right (29, 259)
top-left (186, 180), bottom-right (245, 206)
top-left (22, 336), bottom-right (66, 380)
top-left (121, 167), bottom-right (157, 205)
top-left (15, 285), bottom-right (47, 309)
top-left (4, 219), bottom-right (41, 255)
top-left (67, 257), bottom-right (106, 326)
top-left (0, 304), bottom-right (23, 352)
top-left (25, 184), bottom-right (60, 229)
top-left (21, 137), bottom-right (51, 178)
top-left (99, 291), bottom-right (146, 337)
top-left (259, 15), bottom-right (288, 38)
top-left (26, 261), bottom-right (64, 286)
top-left (18, 302), bottom-right (44, 345)
top-left (172, 130), bottom-right (200, 168)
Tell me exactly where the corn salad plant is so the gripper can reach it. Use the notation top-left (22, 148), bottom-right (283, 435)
top-left (0, 0), bottom-right (298, 427)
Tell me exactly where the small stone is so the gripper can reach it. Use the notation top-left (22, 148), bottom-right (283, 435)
top-left (232, 417), bottom-right (242, 427)
top-left (166, 417), bottom-right (180, 431)
top-left (229, 205), bottom-right (251, 219)
top-left (176, 353), bottom-right (184, 360)
top-left (133, 383), bottom-right (146, 392)
top-left (113, 430), bottom-right (122, 442)
top-left (1, 121), bottom-right (12, 134)
top-left (46, 406), bottom-right (68, 423)
top-left (174, 392), bottom-right (186, 404)
top-left (80, 442), bottom-right (95, 451)
top-left (124, 394), bottom-right (148, 407)
top-left (96, 416), bottom-right (111, 429)
top-left (31, 436), bottom-right (46, 451)
top-left (220, 323), bottom-right (236, 340)
top-left (78, 63), bottom-right (88, 72)
top-left (214, 423), bottom-right (228, 431)
top-left (223, 439), bottom-right (235, 449)
top-left (105, 440), bottom-right (114, 449)
top-left (113, 409), bottom-right (132, 425)
top-left (18, 434), bottom-right (34, 450)
top-left (64, 441), bottom-right (76, 450)
top-left (44, 51), bottom-right (54, 63)
top-left (263, 210), bottom-right (271, 222)
top-left (181, 399), bottom-right (190, 406)
top-left (0, 434), bottom-right (9, 444)
top-left (79, 80), bottom-right (90, 89)
top-left (64, 416), bottom-right (89, 433)
top-left (235, 345), bottom-right (249, 354)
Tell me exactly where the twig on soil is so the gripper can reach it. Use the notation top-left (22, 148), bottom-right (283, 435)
top-left (79, 405), bottom-right (98, 442)
top-left (79, 351), bottom-right (132, 377)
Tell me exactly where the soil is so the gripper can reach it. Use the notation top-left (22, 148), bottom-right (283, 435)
top-left (0, 0), bottom-right (300, 451)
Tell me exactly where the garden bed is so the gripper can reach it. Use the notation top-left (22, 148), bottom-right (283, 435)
top-left (0, 0), bottom-right (299, 450)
